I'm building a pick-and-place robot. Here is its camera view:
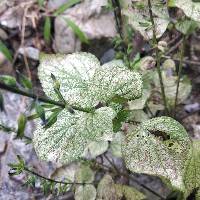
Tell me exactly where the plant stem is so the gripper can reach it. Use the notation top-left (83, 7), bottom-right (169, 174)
top-left (174, 36), bottom-right (186, 117)
top-left (111, 0), bottom-right (130, 67)
top-left (24, 167), bottom-right (93, 185)
top-left (0, 82), bottom-right (91, 113)
top-left (147, 0), bottom-right (168, 115)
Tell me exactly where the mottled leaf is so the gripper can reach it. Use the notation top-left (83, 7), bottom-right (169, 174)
top-left (122, 0), bottom-right (169, 40)
top-left (183, 140), bottom-right (200, 198)
top-left (122, 117), bottom-right (191, 190)
top-left (75, 185), bottom-right (96, 200)
top-left (33, 107), bottom-right (116, 164)
top-left (38, 53), bottom-right (142, 109)
top-left (169, 0), bottom-right (200, 22)
top-left (97, 174), bottom-right (120, 200)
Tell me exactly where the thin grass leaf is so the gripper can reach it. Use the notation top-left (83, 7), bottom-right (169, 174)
top-left (17, 71), bottom-right (32, 89)
top-left (44, 16), bottom-right (51, 44)
top-left (0, 75), bottom-right (17, 87)
top-left (0, 40), bottom-right (12, 61)
top-left (35, 102), bottom-right (46, 123)
top-left (17, 113), bottom-right (27, 138)
top-left (65, 18), bottom-right (89, 44)
top-left (53, 0), bottom-right (81, 16)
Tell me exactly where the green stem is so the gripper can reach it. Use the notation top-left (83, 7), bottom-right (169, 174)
top-left (147, 0), bottom-right (168, 115)
top-left (0, 82), bottom-right (91, 113)
top-left (174, 36), bottom-right (186, 117)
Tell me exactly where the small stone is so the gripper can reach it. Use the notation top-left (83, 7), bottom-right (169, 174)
top-left (0, 28), bottom-right (8, 40)
top-left (18, 47), bottom-right (40, 60)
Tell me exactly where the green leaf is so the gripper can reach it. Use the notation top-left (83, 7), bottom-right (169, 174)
top-left (75, 164), bottom-right (94, 183)
top-left (37, 0), bottom-right (45, 7)
top-left (43, 108), bottom-right (61, 129)
top-left (35, 102), bottom-right (46, 123)
top-left (33, 107), bottom-right (116, 164)
top-left (17, 113), bottom-right (27, 138)
top-left (169, 0), bottom-right (200, 22)
top-left (54, 0), bottom-right (81, 16)
top-left (113, 110), bottom-right (130, 132)
top-left (17, 71), bottom-right (32, 89)
top-left (0, 40), bottom-right (12, 61)
top-left (44, 16), bottom-right (51, 44)
top-left (122, 116), bottom-right (191, 190)
top-left (64, 18), bottom-right (89, 44)
top-left (115, 184), bottom-right (146, 200)
top-left (38, 53), bottom-right (142, 110)
top-left (0, 75), bottom-right (17, 87)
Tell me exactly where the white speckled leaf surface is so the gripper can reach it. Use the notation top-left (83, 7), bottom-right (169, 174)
top-left (122, 117), bottom-right (191, 190)
top-left (170, 0), bottom-right (200, 22)
top-left (38, 53), bottom-right (142, 109)
top-left (33, 107), bottom-right (116, 164)
top-left (122, 0), bottom-right (169, 40)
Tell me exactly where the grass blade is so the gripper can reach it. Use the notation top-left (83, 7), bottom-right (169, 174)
top-left (65, 18), bottom-right (89, 44)
top-left (0, 40), bottom-right (12, 61)
top-left (44, 16), bottom-right (51, 44)
top-left (54, 0), bottom-right (81, 16)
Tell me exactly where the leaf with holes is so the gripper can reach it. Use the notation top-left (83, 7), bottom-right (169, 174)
top-left (122, 117), bottom-right (191, 190)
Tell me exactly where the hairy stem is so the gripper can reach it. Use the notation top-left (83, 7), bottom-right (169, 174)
top-left (174, 36), bottom-right (186, 117)
top-left (0, 82), bottom-right (91, 113)
top-left (147, 0), bottom-right (168, 115)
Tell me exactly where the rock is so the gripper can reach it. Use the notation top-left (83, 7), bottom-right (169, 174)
top-left (0, 28), bottom-right (8, 40)
top-left (54, 0), bottom-right (116, 53)
top-left (0, 92), bottom-right (56, 199)
top-left (0, 1), bottom-right (33, 29)
top-left (100, 48), bottom-right (115, 64)
top-left (0, 52), bottom-right (13, 75)
top-left (0, 0), bottom-right (7, 14)
top-left (184, 102), bottom-right (200, 113)
top-left (18, 47), bottom-right (40, 61)
top-left (47, 0), bottom-right (71, 10)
